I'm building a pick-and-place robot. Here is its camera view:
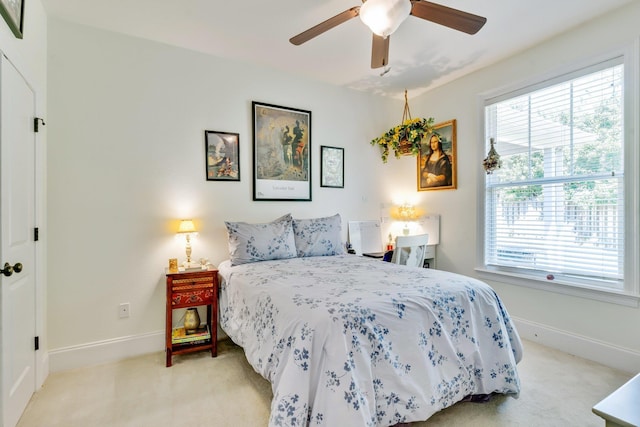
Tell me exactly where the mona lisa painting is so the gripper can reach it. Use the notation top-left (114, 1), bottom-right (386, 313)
top-left (417, 119), bottom-right (457, 191)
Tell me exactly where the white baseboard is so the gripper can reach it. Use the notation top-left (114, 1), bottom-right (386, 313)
top-left (513, 316), bottom-right (640, 374)
top-left (48, 330), bottom-right (165, 373)
top-left (48, 320), bottom-right (640, 375)
top-left (48, 328), bottom-right (230, 373)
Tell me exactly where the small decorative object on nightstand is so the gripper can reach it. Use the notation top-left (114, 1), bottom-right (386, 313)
top-left (165, 267), bottom-right (218, 367)
top-left (183, 308), bottom-right (201, 333)
top-left (168, 258), bottom-right (178, 273)
top-left (386, 233), bottom-right (394, 251)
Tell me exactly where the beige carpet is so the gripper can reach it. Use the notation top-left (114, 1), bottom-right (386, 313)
top-left (18, 339), bottom-right (631, 427)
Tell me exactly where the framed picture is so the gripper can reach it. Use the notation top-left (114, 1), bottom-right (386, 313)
top-left (205, 130), bottom-right (240, 181)
top-left (0, 0), bottom-right (24, 39)
top-left (252, 101), bottom-right (311, 201)
top-left (320, 145), bottom-right (344, 188)
top-left (417, 119), bottom-right (457, 191)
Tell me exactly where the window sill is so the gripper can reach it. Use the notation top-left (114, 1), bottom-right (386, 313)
top-left (475, 267), bottom-right (640, 307)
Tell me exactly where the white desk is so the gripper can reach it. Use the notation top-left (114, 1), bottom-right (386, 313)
top-left (348, 218), bottom-right (439, 268)
top-left (592, 374), bottom-right (640, 427)
top-left (362, 244), bottom-right (437, 268)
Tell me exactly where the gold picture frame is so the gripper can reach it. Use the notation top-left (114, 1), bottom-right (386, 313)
top-left (417, 119), bottom-right (457, 191)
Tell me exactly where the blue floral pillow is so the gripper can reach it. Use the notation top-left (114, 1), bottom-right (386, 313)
top-left (292, 214), bottom-right (345, 257)
top-left (225, 214), bottom-right (297, 266)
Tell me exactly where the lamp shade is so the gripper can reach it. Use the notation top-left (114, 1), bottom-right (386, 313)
top-left (177, 219), bottom-right (196, 234)
top-left (359, 0), bottom-right (411, 37)
top-left (390, 204), bottom-right (419, 221)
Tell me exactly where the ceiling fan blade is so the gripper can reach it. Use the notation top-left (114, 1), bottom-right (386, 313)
top-left (371, 35), bottom-right (390, 69)
top-left (290, 6), bottom-right (360, 45)
top-left (410, 1), bottom-right (486, 35)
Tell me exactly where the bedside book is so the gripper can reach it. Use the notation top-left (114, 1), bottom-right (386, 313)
top-left (176, 265), bottom-right (207, 272)
top-left (172, 325), bottom-right (210, 344)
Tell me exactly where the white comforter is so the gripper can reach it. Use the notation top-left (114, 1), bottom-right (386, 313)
top-left (218, 255), bottom-right (522, 427)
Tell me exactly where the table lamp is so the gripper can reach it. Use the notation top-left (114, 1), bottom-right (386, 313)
top-left (391, 203), bottom-right (418, 235)
top-left (177, 219), bottom-right (197, 267)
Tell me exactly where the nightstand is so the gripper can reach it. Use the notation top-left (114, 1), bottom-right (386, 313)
top-left (165, 267), bottom-right (218, 367)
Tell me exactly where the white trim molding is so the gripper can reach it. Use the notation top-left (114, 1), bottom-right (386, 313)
top-left (48, 330), bottom-right (165, 373)
top-left (47, 321), bottom-right (639, 375)
top-left (477, 268), bottom-right (640, 308)
top-left (48, 329), bottom-right (230, 372)
top-left (514, 316), bottom-right (640, 374)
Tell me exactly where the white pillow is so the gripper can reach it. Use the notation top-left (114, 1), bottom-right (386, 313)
top-left (225, 214), bottom-right (297, 266)
top-left (292, 213), bottom-right (345, 257)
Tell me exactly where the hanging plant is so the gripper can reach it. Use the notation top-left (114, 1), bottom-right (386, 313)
top-left (370, 90), bottom-right (435, 163)
top-left (482, 137), bottom-right (502, 174)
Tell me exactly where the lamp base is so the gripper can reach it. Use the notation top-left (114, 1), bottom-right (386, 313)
top-left (182, 261), bottom-right (204, 271)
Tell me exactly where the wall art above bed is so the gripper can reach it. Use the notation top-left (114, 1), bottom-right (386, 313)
top-left (252, 101), bottom-right (312, 201)
top-left (205, 130), bottom-right (240, 181)
top-left (320, 145), bottom-right (344, 188)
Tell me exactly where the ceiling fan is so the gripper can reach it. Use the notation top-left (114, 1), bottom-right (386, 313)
top-left (289, 0), bottom-right (487, 69)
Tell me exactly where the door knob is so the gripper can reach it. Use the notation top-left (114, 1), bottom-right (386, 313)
top-left (1, 262), bottom-right (22, 277)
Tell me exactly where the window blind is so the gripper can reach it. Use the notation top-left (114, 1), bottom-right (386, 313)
top-left (484, 61), bottom-right (624, 288)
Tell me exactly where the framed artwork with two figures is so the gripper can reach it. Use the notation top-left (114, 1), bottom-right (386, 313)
top-left (252, 101), bottom-right (312, 201)
top-left (418, 119), bottom-right (457, 191)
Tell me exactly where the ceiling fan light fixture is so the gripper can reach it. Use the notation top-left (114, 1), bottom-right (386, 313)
top-left (359, 0), bottom-right (411, 37)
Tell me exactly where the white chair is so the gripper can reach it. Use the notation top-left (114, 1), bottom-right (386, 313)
top-left (391, 234), bottom-right (429, 267)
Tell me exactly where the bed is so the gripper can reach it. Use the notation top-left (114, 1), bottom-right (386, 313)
top-left (219, 214), bottom-right (522, 427)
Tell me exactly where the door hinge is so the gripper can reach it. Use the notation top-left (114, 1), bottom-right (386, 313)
top-left (34, 336), bottom-right (39, 351)
top-left (34, 227), bottom-right (39, 242)
top-left (34, 117), bottom-right (46, 133)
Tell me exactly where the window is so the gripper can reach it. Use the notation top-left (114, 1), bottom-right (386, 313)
top-left (481, 57), bottom-right (637, 300)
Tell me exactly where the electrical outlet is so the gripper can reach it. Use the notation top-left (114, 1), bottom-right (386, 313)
top-left (119, 302), bottom-right (130, 318)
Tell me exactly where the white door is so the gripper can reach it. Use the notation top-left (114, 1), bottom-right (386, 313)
top-left (0, 55), bottom-right (37, 427)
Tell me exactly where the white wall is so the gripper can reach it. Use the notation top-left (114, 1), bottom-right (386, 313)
top-left (405, 2), bottom-right (640, 372)
top-left (46, 18), bottom-right (399, 369)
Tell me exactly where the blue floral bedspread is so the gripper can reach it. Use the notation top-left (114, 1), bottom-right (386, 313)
top-left (218, 255), bottom-right (522, 427)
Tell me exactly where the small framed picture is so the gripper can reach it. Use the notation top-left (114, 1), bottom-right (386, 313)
top-left (0, 0), bottom-right (24, 38)
top-left (418, 119), bottom-right (457, 191)
top-left (320, 146), bottom-right (344, 188)
top-left (252, 101), bottom-right (311, 201)
top-left (205, 130), bottom-right (240, 181)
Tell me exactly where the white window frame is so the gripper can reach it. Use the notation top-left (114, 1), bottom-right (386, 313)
top-left (476, 44), bottom-right (640, 307)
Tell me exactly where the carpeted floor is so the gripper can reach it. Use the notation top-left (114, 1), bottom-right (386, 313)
top-left (17, 339), bottom-right (631, 427)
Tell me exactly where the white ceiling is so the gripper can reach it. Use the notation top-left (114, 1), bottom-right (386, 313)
top-left (41, 0), bottom-right (633, 99)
